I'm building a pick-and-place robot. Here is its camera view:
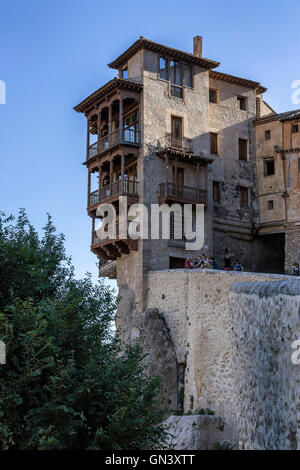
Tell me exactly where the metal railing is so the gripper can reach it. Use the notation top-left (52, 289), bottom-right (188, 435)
top-left (87, 128), bottom-right (140, 160)
top-left (159, 182), bottom-right (207, 204)
top-left (92, 220), bottom-right (140, 245)
top-left (89, 178), bottom-right (139, 206)
top-left (155, 133), bottom-right (193, 153)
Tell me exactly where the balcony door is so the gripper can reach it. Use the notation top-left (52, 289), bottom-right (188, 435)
top-left (171, 116), bottom-right (183, 149)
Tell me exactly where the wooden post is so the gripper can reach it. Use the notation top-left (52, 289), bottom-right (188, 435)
top-left (174, 158), bottom-right (178, 198)
top-left (121, 154), bottom-right (125, 194)
top-left (86, 119), bottom-right (90, 160)
top-left (97, 110), bottom-right (101, 153)
top-left (196, 162), bottom-right (200, 203)
top-left (109, 159), bottom-right (113, 195)
top-left (108, 104), bottom-right (112, 135)
top-left (87, 171), bottom-right (91, 207)
top-left (165, 153), bottom-right (169, 199)
top-left (98, 165), bottom-right (102, 202)
top-left (91, 217), bottom-right (95, 245)
top-left (204, 165), bottom-right (208, 205)
top-left (119, 97), bottom-right (123, 142)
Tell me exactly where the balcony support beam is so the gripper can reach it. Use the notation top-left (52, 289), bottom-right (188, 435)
top-left (86, 119), bottom-right (90, 159)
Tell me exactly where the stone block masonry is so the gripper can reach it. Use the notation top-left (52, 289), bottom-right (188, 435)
top-left (230, 280), bottom-right (300, 449)
top-left (146, 269), bottom-right (293, 443)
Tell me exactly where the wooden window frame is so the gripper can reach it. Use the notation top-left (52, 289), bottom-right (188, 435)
top-left (263, 157), bottom-right (275, 177)
top-left (237, 95), bottom-right (248, 111)
top-left (292, 123), bottom-right (299, 134)
top-left (265, 130), bottom-right (271, 140)
top-left (210, 132), bottom-right (219, 156)
top-left (213, 181), bottom-right (221, 203)
top-left (158, 56), bottom-right (194, 94)
top-left (209, 88), bottom-right (219, 104)
top-left (239, 138), bottom-right (248, 161)
top-left (240, 186), bottom-right (249, 207)
top-left (267, 200), bottom-right (274, 211)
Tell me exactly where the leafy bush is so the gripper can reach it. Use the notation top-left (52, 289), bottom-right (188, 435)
top-left (0, 210), bottom-right (167, 450)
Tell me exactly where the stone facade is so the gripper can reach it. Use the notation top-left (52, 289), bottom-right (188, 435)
top-left (145, 269), bottom-right (292, 443)
top-left (230, 280), bottom-right (300, 450)
top-left (255, 110), bottom-right (300, 274)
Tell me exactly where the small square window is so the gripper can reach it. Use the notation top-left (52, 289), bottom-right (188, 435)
top-left (292, 124), bottom-right (299, 133)
top-left (237, 96), bottom-right (247, 111)
top-left (209, 89), bottom-right (218, 103)
top-left (210, 132), bottom-right (219, 155)
top-left (267, 200), bottom-right (274, 210)
top-left (265, 130), bottom-right (271, 140)
top-left (213, 181), bottom-right (221, 202)
top-left (239, 138), bottom-right (248, 161)
top-left (264, 158), bottom-right (275, 176)
top-left (240, 186), bottom-right (249, 207)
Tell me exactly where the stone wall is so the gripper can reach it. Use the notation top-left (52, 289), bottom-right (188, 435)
top-left (285, 229), bottom-right (300, 274)
top-left (146, 269), bottom-right (292, 442)
top-left (230, 280), bottom-right (300, 450)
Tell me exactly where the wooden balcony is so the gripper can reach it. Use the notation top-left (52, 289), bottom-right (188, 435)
top-left (158, 182), bottom-right (207, 205)
top-left (88, 178), bottom-right (138, 211)
top-left (98, 259), bottom-right (117, 279)
top-left (91, 221), bottom-right (138, 260)
top-left (87, 128), bottom-right (140, 160)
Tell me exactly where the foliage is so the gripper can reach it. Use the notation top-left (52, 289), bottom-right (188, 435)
top-left (0, 210), bottom-right (167, 450)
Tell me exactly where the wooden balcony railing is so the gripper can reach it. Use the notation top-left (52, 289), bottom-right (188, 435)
top-left (87, 128), bottom-right (140, 160)
top-left (92, 220), bottom-right (140, 245)
top-left (159, 182), bottom-right (207, 205)
top-left (89, 179), bottom-right (138, 206)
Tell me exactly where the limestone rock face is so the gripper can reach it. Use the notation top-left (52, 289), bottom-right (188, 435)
top-left (118, 305), bottom-right (179, 410)
top-left (165, 415), bottom-right (229, 450)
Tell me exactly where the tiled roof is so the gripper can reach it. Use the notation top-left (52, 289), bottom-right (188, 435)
top-left (74, 78), bottom-right (142, 113)
top-left (210, 70), bottom-right (267, 93)
top-left (108, 37), bottom-right (220, 70)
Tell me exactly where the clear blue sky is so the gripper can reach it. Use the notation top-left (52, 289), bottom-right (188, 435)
top-left (1, 0), bottom-right (299, 281)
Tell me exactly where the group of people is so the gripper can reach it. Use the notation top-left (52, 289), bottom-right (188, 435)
top-left (185, 249), bottom-right (244, 272)
top-left (185, 254), bottom-right (219, 270)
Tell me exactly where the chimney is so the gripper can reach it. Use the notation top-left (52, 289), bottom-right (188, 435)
top-left (193, 36), bottom-right (203, 57)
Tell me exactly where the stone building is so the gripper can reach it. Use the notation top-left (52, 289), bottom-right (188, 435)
top-left (74, 35), bottom-right (279, 309)
top-left (255, 108), bottom-right (300, 273)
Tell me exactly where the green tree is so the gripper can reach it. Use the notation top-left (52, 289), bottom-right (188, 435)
top-left (0, 210), bottom-right (167, 450)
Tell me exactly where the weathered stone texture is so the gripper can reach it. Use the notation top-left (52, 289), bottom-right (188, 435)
top-left (165, 415), bottom-right (229, 450)
top-left (230, 280), bottom-right (300, 450)
top-left (285, 229), bottom-right (300, 274)
top-left (146, 269), bottom-right (291, 441)
top-left (117, 307), bottom-right (178, 409)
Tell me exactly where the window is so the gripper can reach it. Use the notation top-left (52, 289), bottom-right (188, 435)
top-left (239, 138), bottom-right (248, 161)
top-left (240, 186), bottom-right (249, 207)
top-left (264, 158), bottom-right (275, 176)
top-left (292, 123), bottom-right (299, 134)
top-left (210, 132), bottom-right (218, 155)
top-left (121, 67), bottom-right (128, 79)
top-left (213, 181), bottom-right (221, 202)
top-left (159, 57), bottom-right (168, 81)
top-left (171, 116), bottom-right (183, 148)
top-left (237, 96), bottom-right (247, 111)
top-left (265, 130), bottom-right (271, 140)
top-left (159, 57), bottom-right (193, 95)
top-left (170, 60), bottom-right (183, 98)
top-left (267, 200), bottom-right (274, 210)
top-left (184, 64), bottom-right (193, 88)
top-left (209, 89), bottom-right (218, 103)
